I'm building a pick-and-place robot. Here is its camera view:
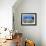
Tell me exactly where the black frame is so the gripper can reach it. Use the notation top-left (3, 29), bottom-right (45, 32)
top-left (21, 13), bottom-right (37, 26)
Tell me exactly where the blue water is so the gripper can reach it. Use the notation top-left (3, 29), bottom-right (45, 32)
top-left (23, 16), bottom-right (34, 19)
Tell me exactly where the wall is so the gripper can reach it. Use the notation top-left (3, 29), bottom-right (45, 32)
top-left (41, 0), bottom-right (46, 46)
top-left (13, 0), bottom-right (42, 46)
top-left (0, 0), bottom-right (16, 30)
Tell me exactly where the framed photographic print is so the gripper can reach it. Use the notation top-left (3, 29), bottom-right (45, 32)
top-left (21, 13), bottom-right (37, 26)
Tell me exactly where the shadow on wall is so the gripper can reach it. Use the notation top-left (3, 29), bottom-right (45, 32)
top-left (22, 33), bottom-right (41, 46)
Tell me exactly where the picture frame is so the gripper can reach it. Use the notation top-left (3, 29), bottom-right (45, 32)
top-left (21, 13), bottom-right (37, 26)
